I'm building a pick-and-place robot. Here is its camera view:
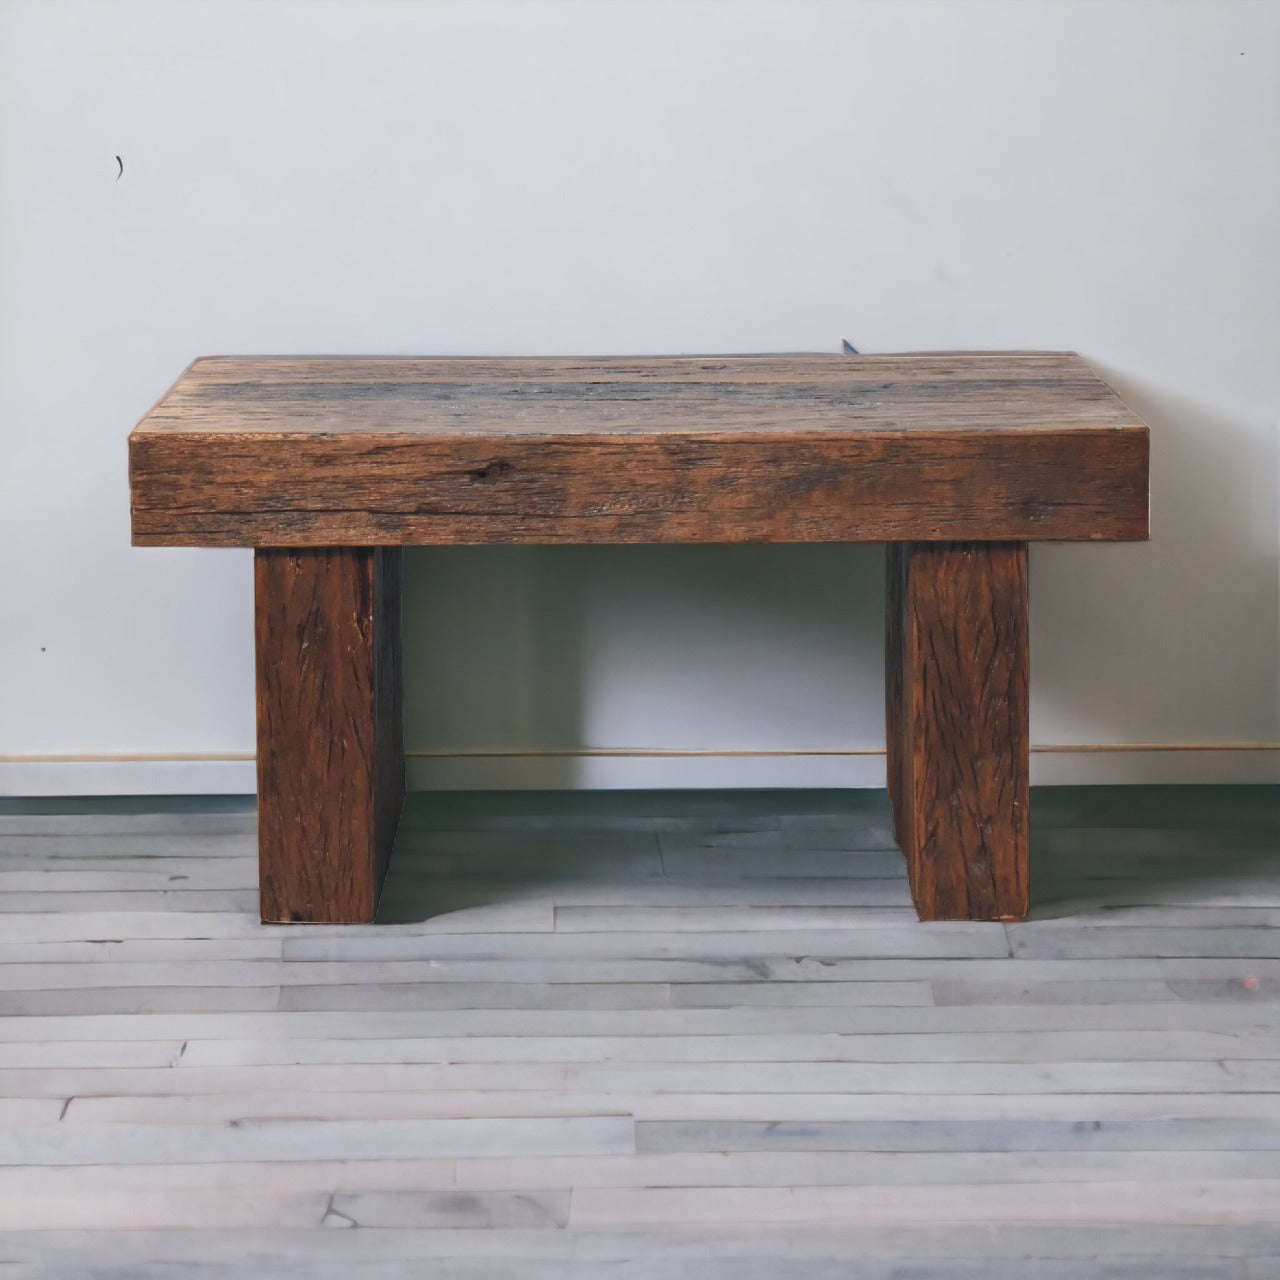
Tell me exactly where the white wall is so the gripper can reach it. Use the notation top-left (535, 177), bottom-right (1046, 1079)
top-left (1, 0), bottom-right (1277, 793)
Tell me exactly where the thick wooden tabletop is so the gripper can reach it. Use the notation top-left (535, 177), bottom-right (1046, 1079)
top-left (129, 353), bottom-right (1149, 547)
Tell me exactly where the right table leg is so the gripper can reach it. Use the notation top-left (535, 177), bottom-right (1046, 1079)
top-left (885, 541), bottom-right (1029, 921)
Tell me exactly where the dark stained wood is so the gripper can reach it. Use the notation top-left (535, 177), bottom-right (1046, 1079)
top-left (130, 430), bottom-right (1148, 547)
top-left (131, 352), bottom-right (1149, 925)
top-left (886, 542), bottom-right (1029, 921)
top-left (255, 548), bottom-right (403, 924)
top-left (129, 353), bottom-right (1151, 548)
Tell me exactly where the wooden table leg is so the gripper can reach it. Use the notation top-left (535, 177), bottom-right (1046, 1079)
top-left (885, 541), bottom-right (1029, 921)
top-left (254, 547), bottom-right (404, 923)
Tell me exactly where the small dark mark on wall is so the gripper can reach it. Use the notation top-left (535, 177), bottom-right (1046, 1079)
top-left (115, 155), bottom-right (123, 181)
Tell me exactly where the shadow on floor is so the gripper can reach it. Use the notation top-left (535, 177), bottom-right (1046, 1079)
top-left (373, 786), bottom-right (1280, 925)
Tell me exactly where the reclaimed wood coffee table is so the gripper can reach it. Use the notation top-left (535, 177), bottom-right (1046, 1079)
top-left (130, 353), bottom-right (1150, 925)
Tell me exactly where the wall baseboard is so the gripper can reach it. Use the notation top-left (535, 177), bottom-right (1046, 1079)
top-left (0, 757), bottom-right (258, 797)
top-left (2, 747), bottom-right (1277, 796)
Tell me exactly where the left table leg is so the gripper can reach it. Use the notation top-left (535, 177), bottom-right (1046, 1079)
top-left (254, 548), bottom-right (404, 923)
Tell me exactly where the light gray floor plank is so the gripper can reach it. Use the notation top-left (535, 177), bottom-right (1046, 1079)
top-left (4, 1222), bottom-right (1279, 1259)
top-left (3, 1058), bottom-right (1279, 1098)
top-left (0, 1115), bottom-right (634, 1166)
top-left (0, 1161), bottom-right (460, 1197)
top-left (169, 1028), bottom-right (1280, 1067)
top-left (568, 1179), bottom-right (1280, 1226)
top-left (5, 1153), bottom-right (1280, 1214)
top-left (3, 1221), bottom-right (1279, 1277)
top-left (0, 890), bottom-right (260, 913)
top-left (0, 939), bottom-right (283, 964)
top-left (929, 977), bottom-right (1277, 1006)
top-left (446, 1148), bottom-right (1280, 1189)
top-left (0, 988), bottom-right (283, 1016)
top-left (6, 951), bottom-right (1280, 985)
top-left (0, 953), bottom-right (1044, 989)
top-left (0, 1256), bottom-right (1260, 1280)
top-left (0, 1040), bottom-right (184, 1069)
top-left (0, 1097), bottom-right (65, 1125)
top-left (328, 1189), bottom-right (571, 1230)
top-left (550, 905), bottom-right (1002, 941)
top-left (0, 833), bottom-right (257, 857)
top-left (275, 927), bottom-right (1011, 962)
top-left (2, 1000), bottom-right (1277, 1043)
top-left (0, 1188), bottom-right (331, 1231)
top-left (276, 979), bottom-right (934, 1012)
top-left (0, 862), bottom-right (258, 891)
top-left (57, 1089), bottom-right (1280, 1126)
top-left (634, 1116), bottom-right (1280, 1152)
top-left (1009, 924), bottom-right (1280, 959)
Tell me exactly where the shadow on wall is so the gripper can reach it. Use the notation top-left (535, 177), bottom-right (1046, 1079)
top-left (1032, 366), bottom-right (1279, 748)
top-left (401, 543), bottom-right (885, 784)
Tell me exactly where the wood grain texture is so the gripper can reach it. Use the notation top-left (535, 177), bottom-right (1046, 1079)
top-left (255, 548), bottom-right (403, 924)
top-left (887, 542), bottom-right (1029, 921)
top-left (129, 353), bottom-right (1151, 547)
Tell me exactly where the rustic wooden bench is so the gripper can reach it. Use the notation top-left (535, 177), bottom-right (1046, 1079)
top-left (129, 353), bottom-right (1150, 924)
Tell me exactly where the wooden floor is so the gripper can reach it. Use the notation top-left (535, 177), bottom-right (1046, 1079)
top-left (1, 787), bottom-right (1279, 1277)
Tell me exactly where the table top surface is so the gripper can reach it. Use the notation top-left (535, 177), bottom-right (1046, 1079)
top-left (133, 352), bottom-right (1146, 440)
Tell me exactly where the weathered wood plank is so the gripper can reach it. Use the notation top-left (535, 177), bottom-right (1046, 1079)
top-left (0, 1115), bottom-right (634, 1166)
top-left (131, 431), bottom-right (1149, 546)
top-left (635, 1116), bottom-right (1280, 1153)
top-left (277, 981), bottom-right (933, 1013)
top-left (3, 1058), bottom-right (1277, 1097)
top-left (0, 988), bottom-right (282, 1016)
top-left (0, 834), bottom-right (255, 857)
top-left (129, 353), bottom-right (1150, 546)
top-left (549, 905), bottom-right (1004, 942)
top-left (5, 952), bottom-right (1278, 988)
top-left (0, 862), bottom-right (258, 891)
top-left (0, 800), bottom-right (255, 836)
top-left (329, 1189), bottom-right (571, 1229)
top-left (1, 1225), bottom-right (1275, 1272)
top-left (255, 547), bottom-right (404, 924)
top-left (0, 1255), bottom-right (1259, 1280)
top-left (0, 890), bottom-right (257, 912)
top-left (135, 353), bottom-right (1148, 432)
top-left (449, 1148), bottom-right (1280, 1190)
top-left (888, 542), bottom-right (1030, 920)
top-left (59, 1088), bottom-right (1280, 1126)
top-left (9, 1140), bottom-right (1280, 1188)
top-left (166, 1028), bottom-right (1280, 1067)
top-left (2, 1224), bottom-right (1271, 1274)
top-left (6, 999), bottom-right (1278, 1045)
top-left (568, 1179), bottom-right (1280, 1226)
top-left (0, 1041), bottom-right (186, 1069)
